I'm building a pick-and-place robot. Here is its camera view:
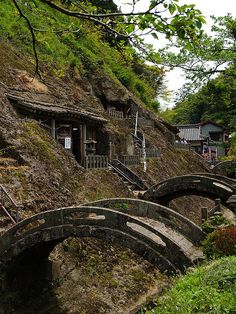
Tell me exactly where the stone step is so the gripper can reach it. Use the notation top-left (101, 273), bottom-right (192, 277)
top-left (0, 165), bottom-right (29, 171)
top-left (0, 157), bottom-right (18, 167)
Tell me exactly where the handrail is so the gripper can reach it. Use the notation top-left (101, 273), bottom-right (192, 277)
top-left (110, 159), bottom-right (149, 190)
top-left (0, 184), bottom-right (21, 224)
top-left (108, 163), bottom-right (137, 186)
top-left (0, 205), bottom-right (16, 224)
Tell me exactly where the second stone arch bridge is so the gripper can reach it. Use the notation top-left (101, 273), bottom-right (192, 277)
top-left (142, 173), bottom-right (236, 209)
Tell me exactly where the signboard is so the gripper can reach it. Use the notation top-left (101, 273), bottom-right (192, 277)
top-left (65, 137), bottom-right (71, 149)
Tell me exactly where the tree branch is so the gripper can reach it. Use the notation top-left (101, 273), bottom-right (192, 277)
top-left (39, 0), bottom-right (131, 39)
top-left (40, 0), bottom-right (163, 18)
top-left (12, 0), bottom-right (41, 78)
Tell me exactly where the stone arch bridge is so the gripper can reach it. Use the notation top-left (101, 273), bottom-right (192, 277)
top-left (0, 200), bottom-right (203, 289)
top-left (212, 160), bottom-right (236, 178)
top-left (142, 174), bottom-right (236, 208)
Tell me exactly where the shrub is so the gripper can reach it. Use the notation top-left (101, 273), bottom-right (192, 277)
top-left (202, 225), bottom-right (236, 258)
top-left (202, 214), bottom-right (230, 234)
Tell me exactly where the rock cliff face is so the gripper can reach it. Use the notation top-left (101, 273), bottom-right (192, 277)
top-left (0, 40), bottom-right (210, 313)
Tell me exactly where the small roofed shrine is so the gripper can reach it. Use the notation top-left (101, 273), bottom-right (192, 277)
top-left (7, 93), bottom-right (110, 169)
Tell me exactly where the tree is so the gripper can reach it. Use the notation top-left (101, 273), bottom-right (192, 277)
top-left (158, 14), bottom-right (236, 90)
top-left (162, 71), bottom-right (236, 125)
top-left (10, 0), bottom-right (205, 76)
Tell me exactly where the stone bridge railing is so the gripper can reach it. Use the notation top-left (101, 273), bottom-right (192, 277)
top-left (84, 198), bottom-right (203, 244)
top-left (194, 173), bottom-right (236, 188)
top-left (142, 174), bottom-right (236, 208)
top-left (0, 205), bottom-right (200, 286)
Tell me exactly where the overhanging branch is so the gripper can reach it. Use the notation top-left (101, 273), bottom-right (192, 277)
top-left (12, 0), bottom-right (41, 78)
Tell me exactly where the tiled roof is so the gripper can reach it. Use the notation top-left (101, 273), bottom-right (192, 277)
top-left (177, 125), bottom-right (202, 141)
top-left (7, 93), bottom-right (107, 123)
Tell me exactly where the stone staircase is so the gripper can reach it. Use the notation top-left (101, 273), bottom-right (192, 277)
top-left (109, 159), bottom-right (149, 192)
top-left (0, 157), bottom-right (18, 169)
top-left (0, 156), bottom-right (28, 173)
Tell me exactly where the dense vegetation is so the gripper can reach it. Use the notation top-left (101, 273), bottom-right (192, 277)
top-left (0, 0), bottom-right (166, 111)
top-left (163, 70), bottom-right (236, 126)
top-left (160, 14), bottom-right (236, 156)
top-left (143, 256), bottom-right (236, 314)
top-left (162, 69), bottom-right (236, 156)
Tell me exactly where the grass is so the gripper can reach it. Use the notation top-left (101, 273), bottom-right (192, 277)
top-left (20, 121), bottom-right (62, 168)
top-left (0, 0), bottom-right (162, 111)
top-left (142, 256), bottom-right (236, 314)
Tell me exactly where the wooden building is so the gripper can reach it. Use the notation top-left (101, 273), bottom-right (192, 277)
top-left (176, 121), bottom-right (229, 160)
top-left (7, 93), bottom-right (109, 168)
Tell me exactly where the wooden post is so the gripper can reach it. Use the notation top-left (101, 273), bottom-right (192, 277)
top-left (201, 207), bottom-right (208, 223)
top-left (82, 124), bottom-right (87, 157)
top-left (215, 198), bottom-right (221, 212)
top-left (51, 119), bottom-right (56, 139)
top-left (134, 111), bottom-right (138, 137)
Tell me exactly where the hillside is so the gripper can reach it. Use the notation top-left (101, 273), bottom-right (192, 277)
top-left (0, 2), bottom-right (217, 313)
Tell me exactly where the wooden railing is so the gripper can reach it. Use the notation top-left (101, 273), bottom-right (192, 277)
top-left (201, 198), bottom-right (221, 223)
top-left (0, 185), bottom-right (21, 224)
top-left (139, 148), bottom-right (160, 158)
top-left (83, 155), bottom-right (109, 169)
top-left (107, 108), bottom-right (124, 119)
top-left (173, 142), bottom-right (191, 151)
top-left (118, 155), bottom-right (140, 166)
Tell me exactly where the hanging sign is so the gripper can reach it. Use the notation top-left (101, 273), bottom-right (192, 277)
top-left (65, 137), bottom-right (71, 149)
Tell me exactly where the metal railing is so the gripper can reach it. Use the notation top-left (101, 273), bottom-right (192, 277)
top-left (110, 159), bottom-right (149, 190)
top-left (83, 155), bottom-right (109, 169)
top-left (0, 185), bottom-right (21, 224)
top-left (132, 133), bottom-right (142, 148)
top-left (107, 108), bottom-right (124, 119)
top-left (201, 198), bottom-right (221, 223)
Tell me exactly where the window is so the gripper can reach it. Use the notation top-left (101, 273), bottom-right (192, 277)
top-left (209, 132), bottom-right (221, 141)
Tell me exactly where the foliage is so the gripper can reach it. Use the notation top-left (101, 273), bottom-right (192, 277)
top-left (18, 0), bottom-right (205, 51)
top-left (162, 68), bottom-right (236, 126)
top-left (142, 256), bottom-right (236, 314)
top-left (229, 132), bottom-right (236, 157)
top-left (0, 0), bottom-right (166, 110)
top-left (202, 214), bottom-right (231, 234)
top-left (159, 15), bottom-right (236, 88)
top-left (202, 226), bottom-right (236, 259)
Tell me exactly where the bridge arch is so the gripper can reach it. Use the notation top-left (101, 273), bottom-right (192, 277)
top-left (84, 198), bottom-right (203, 244)
top-left (142, 174), bottom-right (236, 208)
top-left (0, 205), bottom-right (198, 289)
